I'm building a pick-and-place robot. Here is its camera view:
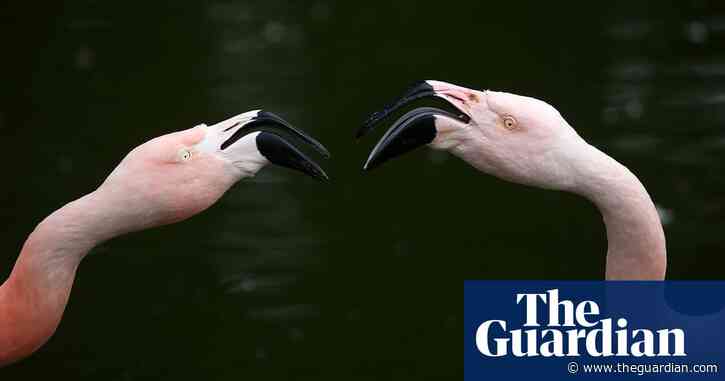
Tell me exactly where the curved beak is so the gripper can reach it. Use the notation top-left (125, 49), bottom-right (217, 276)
top-left (363, 107), bottom-right (460, 171)
top-left (255, 131), bottom-right (329, 181)
top-left (222, 111), bottom-right (330, 158)
top-left (220, 111), bottom-right (330, 181)
top-left (359, 80), bottom-right (471, 171)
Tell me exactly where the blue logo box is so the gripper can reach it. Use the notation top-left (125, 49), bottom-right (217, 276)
top-left (464, 281), bottom-right (724, 379)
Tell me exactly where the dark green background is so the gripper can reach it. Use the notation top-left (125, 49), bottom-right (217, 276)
top-left (1, 1), bottom-right (723, 379)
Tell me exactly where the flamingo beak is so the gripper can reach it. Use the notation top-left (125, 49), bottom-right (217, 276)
top-left (221, 111), bottom-right (331, 181)
top-left (255, 130), bottom-right (329, 181)
top-left (358, 81), bottom-right (471, 171)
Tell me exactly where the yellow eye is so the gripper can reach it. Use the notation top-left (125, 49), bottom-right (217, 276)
top-left (503, 116), bottom-right (517, 130)
top-left (177, 148), bottom-right (193, 162)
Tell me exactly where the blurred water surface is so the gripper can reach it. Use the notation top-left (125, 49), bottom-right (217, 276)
top-left (1, 1), bottom-right (724, 379)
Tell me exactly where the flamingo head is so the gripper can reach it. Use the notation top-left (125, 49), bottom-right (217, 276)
top-left (99, 110), bottom-right (329, 230)
top-left (359, 80), bottom-right (584, 190)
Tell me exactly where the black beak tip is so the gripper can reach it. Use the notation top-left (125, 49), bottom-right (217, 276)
top-left (306, 170), bottom-right (330, 183)
top-left (357, 110), bottom-right (386, 139)
top-left (359, 110), bottom-right (439, 173)
top-left (360, 151), bottom-right (394, 173)
top-left (310, 165), bottom-right (331, 182)
top-left (256, 131), bottom-right (329, 182)
top-left (252, 110), bottom-right (332, 159)
top-left (361, 155), bottom-right (382, 172)
top-left (357, 80), bottom-right (439, 140)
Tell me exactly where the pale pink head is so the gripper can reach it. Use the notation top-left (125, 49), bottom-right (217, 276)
top-left (360, 80), bottom-right (584, 190)
top-left (97, 110), bottom-right (329, 237)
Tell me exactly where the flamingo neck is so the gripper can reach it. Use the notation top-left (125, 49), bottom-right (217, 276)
top-left (568, 142), bottom-right (666, 280)
top-left (0, 190), bottom-right (115, 366)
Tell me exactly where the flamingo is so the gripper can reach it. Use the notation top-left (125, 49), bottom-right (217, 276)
top-left (0, 110), bottom-right (329, 366)
top-left (359, 80), bottom-right (666, 280)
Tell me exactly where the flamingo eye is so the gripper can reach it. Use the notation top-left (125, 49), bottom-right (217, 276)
top-left (177, 148), bottom-right (193, 162)
top-left (503, 116), bottom-right (518, 130)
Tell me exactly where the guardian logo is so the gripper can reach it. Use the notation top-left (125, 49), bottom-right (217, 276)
top-left (465, 282), bottom-right (724, 379)
top-left (474, 289), bottom-right (686, 357)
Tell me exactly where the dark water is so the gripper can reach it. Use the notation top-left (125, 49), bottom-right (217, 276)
top-left (1, 1), bottom-right (723, 379)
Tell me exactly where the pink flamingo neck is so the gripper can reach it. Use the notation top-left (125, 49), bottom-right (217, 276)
top-left (569, 143), bottom-right (666, 280)
top-left (0, 190), bottom-right (114, 366)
